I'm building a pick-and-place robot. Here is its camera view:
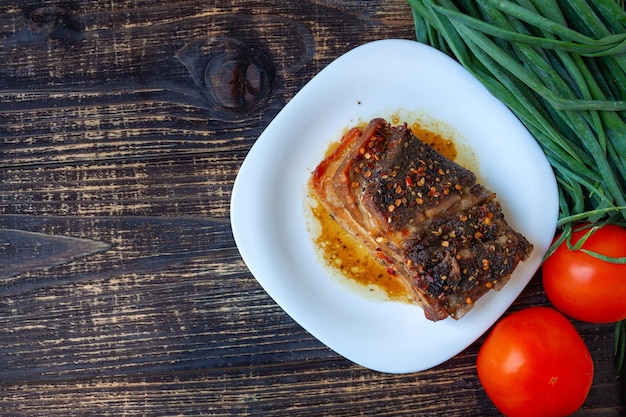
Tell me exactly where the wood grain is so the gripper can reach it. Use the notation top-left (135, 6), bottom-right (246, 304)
top-left (0, 1), bottom-right (624, 415)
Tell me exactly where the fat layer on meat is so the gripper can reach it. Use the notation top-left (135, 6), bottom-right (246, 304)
top-left (310, 118), bottom-right (533, 321)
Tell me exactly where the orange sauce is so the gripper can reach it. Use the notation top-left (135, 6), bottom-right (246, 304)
top-left (409, 122), bottom-right (457, 160)
top-left (309, 121), bottom-right (458, 301)
top-left (311, 199), bottom-right (410, 301)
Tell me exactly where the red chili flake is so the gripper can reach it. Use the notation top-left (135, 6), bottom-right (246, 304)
top-left (482, 258), bottom-right (490, 270)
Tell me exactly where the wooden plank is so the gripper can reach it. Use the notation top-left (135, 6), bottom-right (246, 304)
top-left (0, 153), bottom-right (243, 217)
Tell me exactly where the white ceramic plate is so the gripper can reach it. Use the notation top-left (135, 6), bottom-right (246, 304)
top-left (230, 39), bottom-right (558, 373)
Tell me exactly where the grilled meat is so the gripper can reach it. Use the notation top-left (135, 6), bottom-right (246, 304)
top-left (310, 118), bottom-right (533, 321)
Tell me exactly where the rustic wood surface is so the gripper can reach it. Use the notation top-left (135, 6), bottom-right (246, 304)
top-left (0, 1), bottom-right (623, 415)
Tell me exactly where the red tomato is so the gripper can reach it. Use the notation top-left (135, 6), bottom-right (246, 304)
top-left (542, 223), bottom-right (626, 323)
top-left (477, 307), bottom-right (593, 417)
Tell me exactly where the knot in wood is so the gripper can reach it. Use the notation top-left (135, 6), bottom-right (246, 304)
top-left (26, 5), bottom-right (83, 37)
top-left (204, 44), bottom-right (273, 113)
top-left (30, 6), bottom-right (65, 27)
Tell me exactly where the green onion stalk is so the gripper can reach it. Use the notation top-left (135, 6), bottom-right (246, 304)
top-left (407, 0), bottom-right (625, 370)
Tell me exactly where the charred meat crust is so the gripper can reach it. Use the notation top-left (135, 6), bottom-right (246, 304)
top-left (310, 118), bottom-right (533, 321)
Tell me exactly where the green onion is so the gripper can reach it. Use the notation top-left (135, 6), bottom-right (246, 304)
top-left (408, 0), bottom-right (626, 368)
top-left (617, 319), bottom-right (625, 372)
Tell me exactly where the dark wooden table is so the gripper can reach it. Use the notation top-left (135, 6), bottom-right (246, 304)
top-left (1, 1), bottom-right (624, 415)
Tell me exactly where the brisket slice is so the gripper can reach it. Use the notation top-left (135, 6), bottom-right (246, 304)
top-left (310, 118), bottom-right (533, 321)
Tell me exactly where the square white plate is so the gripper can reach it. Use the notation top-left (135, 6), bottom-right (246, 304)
top-left (230, 39), bottom-right (558, 373)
